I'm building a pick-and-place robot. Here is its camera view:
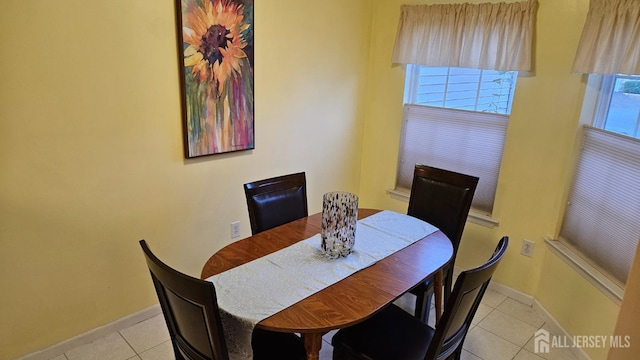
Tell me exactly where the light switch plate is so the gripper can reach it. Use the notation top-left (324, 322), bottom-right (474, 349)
top-left (231, 221), bottom-right (241, 239)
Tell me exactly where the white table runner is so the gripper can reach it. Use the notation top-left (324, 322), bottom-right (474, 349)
top-left (206, 210), bottom-right (438, 360)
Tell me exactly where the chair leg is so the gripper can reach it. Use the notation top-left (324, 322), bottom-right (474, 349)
top-left (435, 270), bottom-right (444, 325)
top-left (443, 267), bottom-right (454, 305)
top-left (414, 289), bottom-right (427, 321)
top-left (423, 292), bottom-right (433, 323)
top-left (414, 285), bottom-right (434, 323)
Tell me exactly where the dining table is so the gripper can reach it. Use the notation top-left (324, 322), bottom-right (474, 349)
top-left (201, 208), bottom-right (453, 360)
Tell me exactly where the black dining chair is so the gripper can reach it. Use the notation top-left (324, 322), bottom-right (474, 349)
top-left (407, 165), bottom-right (479, 322)
top-left (331, 237), bottom-right (509, 360)
top-left (139, 240), bottom-right (306, 360)
top-left (243, 172), bottom-right (308, 235)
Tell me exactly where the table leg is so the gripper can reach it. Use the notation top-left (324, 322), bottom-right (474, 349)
top-left (302, 332), bottom-right (323, 360)
top-left (434, 269), bottom-right (443, 325)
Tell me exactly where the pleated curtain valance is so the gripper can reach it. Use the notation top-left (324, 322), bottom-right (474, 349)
top-left (572, 0), bottom-right (640, 75)
top-left (391, 0), bottom-right (538, 71)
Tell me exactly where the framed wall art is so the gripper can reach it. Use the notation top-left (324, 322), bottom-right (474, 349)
top-left (176, 0), bottom-right (254, 158)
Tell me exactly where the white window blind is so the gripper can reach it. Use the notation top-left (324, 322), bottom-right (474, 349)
top-left (559, 126), bottom-right (640, 284)
top-left (396, 104), bottom-right (508, 214)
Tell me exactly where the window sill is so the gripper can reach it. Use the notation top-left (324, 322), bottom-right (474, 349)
top-left (544, 236), bottom-right (623, 304)
top-left (386, 189), bottom-right (499, 228)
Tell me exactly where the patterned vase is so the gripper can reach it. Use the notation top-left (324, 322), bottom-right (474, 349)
top-left (321, 192), bottom-right (358, 259)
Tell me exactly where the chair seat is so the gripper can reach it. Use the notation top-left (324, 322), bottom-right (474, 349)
top-left (332, 237), bottom-right (508, 360)
top-left (332, 304), bottom-right (435, 360)
top-left (251, 329), bottom-right (306, 360)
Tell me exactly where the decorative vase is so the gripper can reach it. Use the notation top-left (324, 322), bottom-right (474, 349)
top-left (321, 192), bottom-right (358, 259)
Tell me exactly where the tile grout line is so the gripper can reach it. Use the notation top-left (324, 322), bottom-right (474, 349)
top-left (463, 308), bottom-right (525, 360)
top-left (45, 292), bottom-right (554, 360)
top-left (137, 340), bottom-right (171, 357)
top-left (464, 301), bottom-right (545, 360)
top-left (116, 331), bottom-right (138, 358)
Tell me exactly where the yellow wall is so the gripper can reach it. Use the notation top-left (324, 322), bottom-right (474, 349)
top-left (0, 0), bottom-right (628, 359)
top-left (537, 251), bottom-right (620, 359)
top-left (609, 242), bottom-right (640, 359)
top-left (0, 0), bottom-right (372, 358)
top-left (358, 1), bottom-right (621, 359)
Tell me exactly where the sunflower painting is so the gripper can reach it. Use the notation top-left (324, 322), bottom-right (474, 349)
top-left (177, 0), bottom-right (254, 157)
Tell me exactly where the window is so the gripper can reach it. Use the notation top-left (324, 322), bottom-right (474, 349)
top-left (559, 74), bottom-right (640, 287)
top-left (593, 74), bottom-right (640, 139)
top-left (395, 65), bottom-right (517, 215)
top-left (404, 66), bottom-right (518, 114)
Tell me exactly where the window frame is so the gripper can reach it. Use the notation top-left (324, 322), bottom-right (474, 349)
top-left (391, 65), bottom-right (518, 225)
top-left (597, 74), bottom-right (640, 137)
top-left (552, 73), bottom-right (640, 303)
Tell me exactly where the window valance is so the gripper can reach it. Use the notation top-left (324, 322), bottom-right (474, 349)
top-left (572, 0), bottom-right (640, 75)
top-left (391, 0), bottom-right (538, 71)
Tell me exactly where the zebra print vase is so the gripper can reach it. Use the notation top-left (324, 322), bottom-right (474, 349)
top-left (321, 192), bottom-right (358, 259)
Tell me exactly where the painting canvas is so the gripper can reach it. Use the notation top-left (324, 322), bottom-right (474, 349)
top-left (176, 0), bottom-right (254, 158)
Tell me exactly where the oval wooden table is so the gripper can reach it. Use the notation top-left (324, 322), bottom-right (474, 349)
top-left (201, 209), bottom-right (453, 360)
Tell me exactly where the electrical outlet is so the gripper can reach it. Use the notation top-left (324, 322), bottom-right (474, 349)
top-left (231, 221), bottom-right (241, 239)
top-left (521, 239), bottom-right (535, 257)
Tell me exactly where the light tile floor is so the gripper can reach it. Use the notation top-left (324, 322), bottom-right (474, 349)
top-left (46, 289), bottom-right (580, 360)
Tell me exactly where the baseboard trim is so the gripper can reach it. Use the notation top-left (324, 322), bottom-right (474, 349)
top-left (532, 300), bottom-right (592, 360)
top-left (486, 280), bottom-right (591, 360)
top-left (19, 283), bottom-right (595, 360)
top-left (17, 305), bottom-right (161, 360)
top-left (487, 281), bottom-right (534, 306)
top-left (452, 265), bottom-right (534, 306)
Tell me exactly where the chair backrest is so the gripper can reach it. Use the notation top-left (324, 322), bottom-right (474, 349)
top-left (139, 240), bottom-right (229, 360)
top-left (243, 172), bottom-right (308, 235)
top-left (425, 237), bottom-right (509, 360)
top-left (407, 165), bottom-right (479, 253)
